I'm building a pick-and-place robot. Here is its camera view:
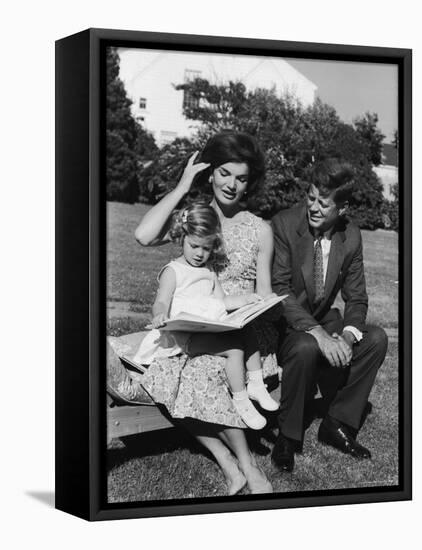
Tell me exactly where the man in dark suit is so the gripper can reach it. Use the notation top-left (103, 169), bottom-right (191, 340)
top-left (271, 159), bottom-right (388, 473)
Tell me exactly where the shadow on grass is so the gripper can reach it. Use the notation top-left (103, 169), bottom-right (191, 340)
top-left (107, 415), bottom-right (282, 503)
top-left (108, 413), bottom-right (280, 473)
top-left (107, 425), bottom-right (198, 471)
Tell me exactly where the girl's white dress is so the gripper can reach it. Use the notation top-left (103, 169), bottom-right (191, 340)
top-left (133, 260), bottom-right (227, 365)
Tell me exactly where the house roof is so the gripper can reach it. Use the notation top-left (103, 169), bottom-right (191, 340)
top-left (119, 50), bottom-right (317, 98)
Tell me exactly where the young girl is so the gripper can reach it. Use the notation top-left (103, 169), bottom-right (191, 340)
top-left (134, 202), bottom-right (278, 430)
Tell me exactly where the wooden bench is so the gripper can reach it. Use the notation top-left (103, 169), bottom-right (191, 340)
top-left (107, 378), bottom-right (281, 444)
top-left (107, 396), bottom-right (174, 443)
top-left (107, 331), bottom-right (282, 444)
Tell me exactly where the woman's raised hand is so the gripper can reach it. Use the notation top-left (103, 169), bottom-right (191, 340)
top-left (178, 151), bottom-right (210, 194)
top-left (134, 152), bottom-right (209, 246)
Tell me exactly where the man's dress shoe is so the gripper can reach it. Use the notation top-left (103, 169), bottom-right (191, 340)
top-left (318, 416), bottom-right (371, 459)
top-left (271, 434), bottom-right (296, 472)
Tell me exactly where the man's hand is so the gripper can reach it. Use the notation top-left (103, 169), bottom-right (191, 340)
top-left (332, 332), bottom-right (353, 366)
top-left (308, 326), bottom-right (352, 368)
top-left (341, 330), bottom-right (356, 349)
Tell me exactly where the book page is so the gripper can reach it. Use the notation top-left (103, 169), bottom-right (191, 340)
top-left (156, 295), bottom-right (287, 333)
top-left (159, 317), bottom-right (239, 332)
top-left (224, 295), bottom-right (285, 325)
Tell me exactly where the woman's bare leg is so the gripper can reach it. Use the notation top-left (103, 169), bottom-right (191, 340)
top-left (196, 433), bottom-right (246, 495)
top-left (218, 427), bottom-right (273, 494)
top-left (181, 420), bottom-right (246, 495)
top-left (183, 421), bottom-right (271, 495)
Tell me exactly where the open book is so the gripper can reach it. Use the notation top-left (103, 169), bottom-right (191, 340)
top-left (149, 294), bottom-right (287, 333)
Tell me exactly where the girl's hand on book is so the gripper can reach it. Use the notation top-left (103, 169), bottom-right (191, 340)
top-left (151, 313), bottom-right (167, 328)
top-left (223, 293), bottom-right (262, 311)
top-left (260, 292), bottom-right (277, 299)
top-left (178, 151), bottom-right (210, 194)
top-left (244, 293), bottom-right (263, 305)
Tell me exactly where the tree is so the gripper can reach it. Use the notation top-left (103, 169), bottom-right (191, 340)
top-left (393, 129), bottom-right (399, 150)
top-left (171, 83), bottom-right (310, 216)
top-left (136, 125), bottom-right (159, 160)
top-left (353, 112), bottom-right (385, 166)
top-left (321, 121), bottom-right (385, 228)
top-left (238, 89), bottom-right (311, 216)
top-left (106, 47), bottom-right (140, 203)
top-left (145, 78), bottom-right (387, 227)
top-left (174, 79), bottom-right (248, 133)
top-left (138, 138), bottom-right (199, 204)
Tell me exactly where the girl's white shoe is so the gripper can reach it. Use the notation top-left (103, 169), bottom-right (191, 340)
top-left (247, 381), bottom-right (279, 411)
top-left (232, 396), bottom-right (267, 430)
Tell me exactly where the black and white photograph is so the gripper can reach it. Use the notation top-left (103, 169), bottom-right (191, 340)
top-left (5, 0), bottom-right (422, 544)
top-left (105, 41), bottom-right (404, 505)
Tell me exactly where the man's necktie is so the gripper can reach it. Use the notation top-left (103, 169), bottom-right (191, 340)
top-left (314, 236), bottom-right (325, 303)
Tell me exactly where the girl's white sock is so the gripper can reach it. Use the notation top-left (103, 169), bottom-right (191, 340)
top-left (247, 371), bottom-right (279, 412)
top-left (248, 370), bottom-right (264, 384)
top-left (232, 389), bottom-right (248, 401)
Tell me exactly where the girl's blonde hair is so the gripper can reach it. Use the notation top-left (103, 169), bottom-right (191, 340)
top-left (170, 201), bottom-right (225, 261)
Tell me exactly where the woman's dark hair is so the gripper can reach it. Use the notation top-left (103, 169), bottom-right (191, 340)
top-left (196, 131), bottom-right (266, 197)
top-left (308, 158), bottom-right (355, 206)
top-left (169, 201), bottom-right (225, 260)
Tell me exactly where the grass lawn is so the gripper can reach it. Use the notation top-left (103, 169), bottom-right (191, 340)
top-left (106, 201), bottom-right (399, 502)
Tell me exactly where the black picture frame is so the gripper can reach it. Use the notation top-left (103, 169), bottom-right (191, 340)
top-left (55, 27), bottom-right (412, 521)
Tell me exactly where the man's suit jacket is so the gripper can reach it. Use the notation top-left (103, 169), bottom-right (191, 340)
top-left (271, 204), bottom-right (368, 333)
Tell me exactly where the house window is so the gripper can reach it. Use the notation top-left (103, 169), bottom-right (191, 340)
top-left (139, 97), bottom-right (147, 109)
top-left (183, 69), bottom-right (202, 110)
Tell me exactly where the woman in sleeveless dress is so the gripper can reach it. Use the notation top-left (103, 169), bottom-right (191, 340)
top-left (124, 131), bottom-right (279, 495)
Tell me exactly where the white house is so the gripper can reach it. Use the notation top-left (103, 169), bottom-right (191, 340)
top-left (117, 48), bottom-right (317, 147)
top-left (373, 143), bottom-right (398, 201)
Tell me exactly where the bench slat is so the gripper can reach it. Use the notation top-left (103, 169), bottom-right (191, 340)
top-left (107, 404), bottom-right (173, 441)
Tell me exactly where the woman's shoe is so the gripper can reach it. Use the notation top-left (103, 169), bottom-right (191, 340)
top-left (233, 397), bottom-right (267, 430)
top-left (247, 381), bottom-right (279, 411)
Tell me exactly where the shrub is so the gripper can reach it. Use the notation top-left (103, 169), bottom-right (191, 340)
top-left (141, 79), bottom-right (387, 228)
top-left (106, 47), bottom-right (158, 203)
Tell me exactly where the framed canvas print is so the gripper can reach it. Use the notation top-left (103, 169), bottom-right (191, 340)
top-left (55, 28), bottom-right (412, 521)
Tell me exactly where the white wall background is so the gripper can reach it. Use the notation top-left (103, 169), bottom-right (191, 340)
top-left (1, 1), bottom-right (419, 548)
